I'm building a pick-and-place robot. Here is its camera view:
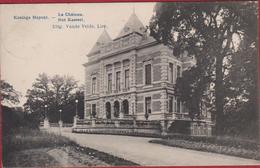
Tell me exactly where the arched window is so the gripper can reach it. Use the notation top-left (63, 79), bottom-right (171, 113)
top-left (122, 100), bottom-right (129, 115)
top-left (105, 102), bottom-right (111, 119)
top-left (91, 104), bottom-right (96, 118)
top-left (114, 101), bottom-right (120, 118)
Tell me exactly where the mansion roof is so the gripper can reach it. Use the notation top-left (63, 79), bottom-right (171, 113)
top-left (116, 13), bottom-right (145, 39)
top-left (87, 13), bottom-right (157, 59)
top-left (88, 30), bottom-right (112, 55)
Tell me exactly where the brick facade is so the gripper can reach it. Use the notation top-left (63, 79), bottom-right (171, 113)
top-left (83, 13), bottom-right (208, 124)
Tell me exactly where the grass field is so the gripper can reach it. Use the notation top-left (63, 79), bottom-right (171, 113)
top-left (3, 128), bottom-right (138, 167)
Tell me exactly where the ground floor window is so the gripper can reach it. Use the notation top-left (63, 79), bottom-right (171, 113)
top-left (122, 100), bottom-right (129, 115)
top-left (145, 97), bottom-right (152, 114)
top-left (105, 102), bottom-right (111, 119)
top-left (114, 101), bottom-right (120, 118)
top-left (91, 104), bottom-right (96, 118)
top-left (145, 97), bottom-right (151, 120)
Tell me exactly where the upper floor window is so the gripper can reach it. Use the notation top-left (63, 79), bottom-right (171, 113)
top-left (125, 69), bottom-right (130, 89)
top-left (92, 77), bottom-right (96, 94)
top-left (177, 65), bottom-right (181, 78)
top-left (145, 64), bottom-right (152, 85)
top-left (116, 71), bottom-right (121, 91)
top-left (169, 96), bottom-right (173, 113)
top-left (108, 73), bottom-right (112, 93)
top-left (169, 63), bottom-right (173, 83)
top-left (106, 64), bottom-right (112, 72)
top-left (176, 97), bottom-right (181, 113)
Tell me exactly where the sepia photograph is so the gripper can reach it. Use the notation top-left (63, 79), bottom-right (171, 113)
top-left (1, 1), bottom-right (260, 167)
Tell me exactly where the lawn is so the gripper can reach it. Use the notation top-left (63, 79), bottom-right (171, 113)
top-left (3, 127), bottom-right (139, 167)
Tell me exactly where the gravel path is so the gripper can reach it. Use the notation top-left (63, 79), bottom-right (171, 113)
top-left (53, 130), bottom-right (260, 166)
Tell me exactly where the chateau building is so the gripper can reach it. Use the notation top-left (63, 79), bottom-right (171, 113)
top-left (83, 13), bottom-right (211, 135)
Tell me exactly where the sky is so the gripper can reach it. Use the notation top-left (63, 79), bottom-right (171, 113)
top-left (0, 3), bottom-right (155, 106)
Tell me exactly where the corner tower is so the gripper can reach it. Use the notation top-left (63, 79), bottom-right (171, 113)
top-left (116, 13), bottom-right (146, 40)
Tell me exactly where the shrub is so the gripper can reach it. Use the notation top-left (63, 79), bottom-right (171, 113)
top-left (2, 106), bottom-right (25, 135)
top-left (163, 134), bottom-right (258, 150)
top-left (2, 106), bottom-right (42, 135)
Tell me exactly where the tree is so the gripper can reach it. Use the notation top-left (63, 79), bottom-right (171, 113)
top-left (50, 75), bottom-right (78, 122)
top-left (1, 80), bottom-right (22, 134)
top-left (60, 85), bottom-right (84, 123)
top-left (149, 2), bottom-right (258, 135)
top-left (1, 80), bottom-right (20, 105)
top-left (24, 73), bottom-right (81, 122)
top-left (74, 85), bottom-right (85, 119)
top-left (24, 73), bottom-right (53, 119)
top-left (223, 34), bottom-right (258, 138)
top-left (0, 81), bottom-right (40, 133)
top-left (175, 66), bottom-right (211, 120)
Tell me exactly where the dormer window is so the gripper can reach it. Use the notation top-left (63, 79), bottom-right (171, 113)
top-left (124, 27), bottom-right (130, 32)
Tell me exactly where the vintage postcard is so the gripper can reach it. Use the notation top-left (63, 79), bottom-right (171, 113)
top-left (1, 1), bottom-right (259, 167)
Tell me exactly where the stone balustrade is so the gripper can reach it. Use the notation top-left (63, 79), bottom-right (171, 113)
top-left (73, 118), bottom-right (162, 136)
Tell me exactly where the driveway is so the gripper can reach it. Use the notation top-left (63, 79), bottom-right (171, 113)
top-left (51, 129), bottom-right (260, 166)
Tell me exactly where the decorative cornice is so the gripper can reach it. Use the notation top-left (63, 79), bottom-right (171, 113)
top-left (85, 85), bottom-right (176, 101)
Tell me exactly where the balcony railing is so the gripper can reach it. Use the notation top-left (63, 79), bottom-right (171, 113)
top-left (174, 112), bottom-right (191, 120)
